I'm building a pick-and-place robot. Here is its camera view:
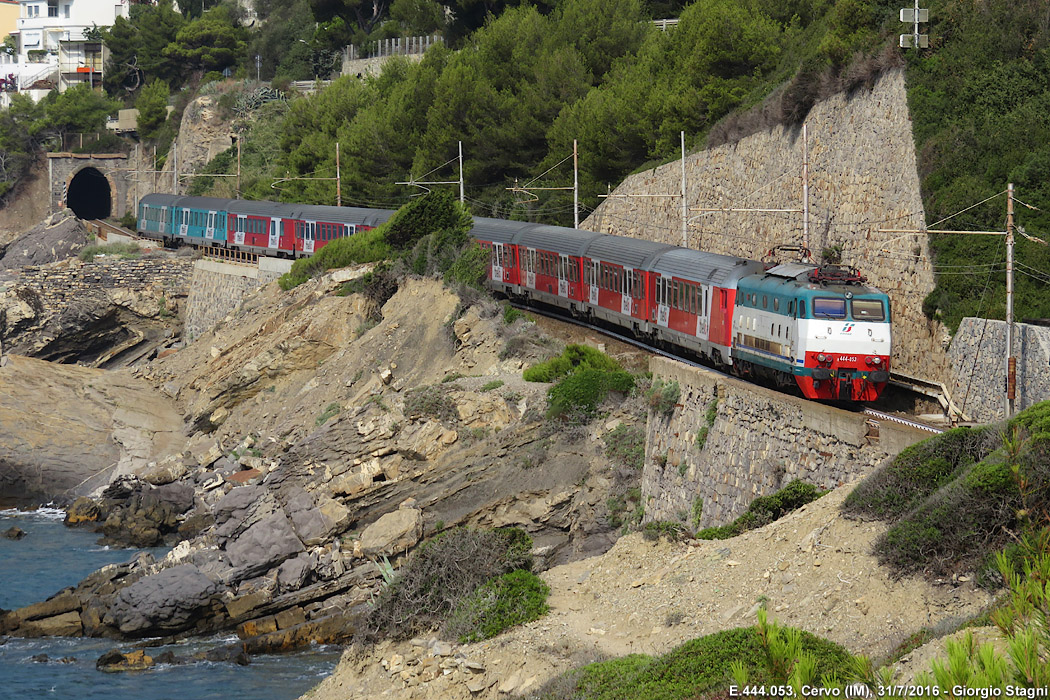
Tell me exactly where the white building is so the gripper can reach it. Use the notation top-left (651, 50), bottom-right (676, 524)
top-left (2, 0), bottom-right (128, 105)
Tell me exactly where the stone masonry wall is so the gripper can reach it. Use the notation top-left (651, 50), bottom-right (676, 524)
top-left (2, 257), bottom-right (193, 314)
top-left (583, 69), bottom-right (950, 388)
top-left (948, 318), bottom-right (1050, 423)
top-left (184, 258), bottom-right (266, 341)
top-left (642, 357), bottom-right (931, 529)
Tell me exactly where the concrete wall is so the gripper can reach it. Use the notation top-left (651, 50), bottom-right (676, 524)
top-left (642, 356), bottom-right (932, 529)
top-left (583, 69), bottom-right (951, 390)
top-left (948, 318), bottom-right (1050, 422)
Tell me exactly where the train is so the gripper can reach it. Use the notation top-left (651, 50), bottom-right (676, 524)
top-left (137, 193), bottom-right (891, 402)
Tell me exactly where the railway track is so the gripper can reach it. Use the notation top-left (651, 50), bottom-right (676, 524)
top-left (512, 300), bottom-right (948, 435)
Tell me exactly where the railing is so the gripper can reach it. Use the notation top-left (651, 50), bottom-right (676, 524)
top-left (344, 34), bottom-right (442, 61)
top-left (652, 18), bottom-right (680, 30)
top-left (20, 61), bottom-right (56, 89)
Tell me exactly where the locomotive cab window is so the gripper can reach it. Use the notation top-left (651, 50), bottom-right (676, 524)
top-left (813, 297), bottom-right (846, 319)
top-left (850, 299), bottom-right (886, 322)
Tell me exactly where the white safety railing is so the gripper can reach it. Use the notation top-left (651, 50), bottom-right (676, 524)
top-left (344, 34), bottom-right (443, 62)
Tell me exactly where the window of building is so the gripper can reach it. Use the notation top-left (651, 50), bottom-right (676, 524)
top-left (48, 0), bottom-right (58, 17)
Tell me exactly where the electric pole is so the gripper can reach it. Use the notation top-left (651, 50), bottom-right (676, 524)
top-left (899, 0), bottom-right (929, 48)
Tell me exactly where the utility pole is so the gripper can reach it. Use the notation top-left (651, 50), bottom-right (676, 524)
top-left (459, 141), bottom-right (464, 204)
top-left (236, 135), bottom-right (241, 199)
top-left (802, 124), bottom-right (810, 251)
top-left (680, 132), bottom-right (687, 247)
top-left (336, 141), bottom-right (341, 206)
top-left (1006, 183), bottom-right (1016, 416)
top-left (574, 139), bottom-right (580, 229)
top-left (880, 182), bottom-right (1048, 419)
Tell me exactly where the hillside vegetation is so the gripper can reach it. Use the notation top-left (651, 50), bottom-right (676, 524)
top-left (2, 0), bottom-right (1047, 327)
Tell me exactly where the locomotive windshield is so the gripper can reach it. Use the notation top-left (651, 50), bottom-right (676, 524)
top-left (812, 297), bottom-right (847, 319)
top-left (850, 299), bottom-right (885, 321)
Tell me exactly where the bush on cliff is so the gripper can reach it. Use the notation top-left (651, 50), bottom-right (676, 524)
top-left (694, 479), bottom-right (825, 540)
top-left (366, 526), bottom-right (541, 641)
top-left (844, 401), bottom-right (1050, 581)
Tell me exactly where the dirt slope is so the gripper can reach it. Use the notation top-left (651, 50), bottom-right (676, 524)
top-left (307, 484), bottom-right (993, 699)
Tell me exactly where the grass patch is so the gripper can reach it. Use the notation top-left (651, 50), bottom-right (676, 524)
top-left (443, 570), bottom-right (550, 643)
top-left (480, 379), bottom-right (504, 392)
top-left (279, 226), bottom-right (391, 290)
top-left (79, 242), bottom-right (142, 261)
top-left (604, 424), bottom-right (645, 471)
top-left (547, 367), bottom-right (635, 420)
top-left (315, 402), bottom-right (342, 426)
top-left (696, 480), bottom-right (825, 541)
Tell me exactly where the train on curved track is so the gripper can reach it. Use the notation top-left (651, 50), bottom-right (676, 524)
top-left (137, 193), bottom-right (892, 402)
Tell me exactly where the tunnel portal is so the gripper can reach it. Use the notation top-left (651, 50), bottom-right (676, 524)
top-left (66, 167), bottom-right (112, 220)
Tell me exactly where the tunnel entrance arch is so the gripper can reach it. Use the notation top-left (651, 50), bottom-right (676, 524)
top-left (66, 167), bottom-right (113, 219)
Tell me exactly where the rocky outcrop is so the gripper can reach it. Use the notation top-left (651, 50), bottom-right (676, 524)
top-left (0, 355), bottom-right (187, 502)
top-left (0, 209), bottom-right (87, 270)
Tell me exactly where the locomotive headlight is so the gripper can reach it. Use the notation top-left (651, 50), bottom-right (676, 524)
top-left (818, 354), bottom-right (827, 363)
top-left (872, 357), bottom-right (882, 365)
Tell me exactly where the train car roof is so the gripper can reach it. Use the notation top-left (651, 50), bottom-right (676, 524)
top-left (139, 193), bottom-right (181, 207)
top-left (584, 234), bottom-right (676, 269)
top-left (170, 195), bottom-right (237, 211)
top-left (515, 224), bottom-right (604, 256)
top-left (288, 203), bottom-right (395, 228)
top-left (650, 248), bottom-right (764, 286)
top-left (227, 199), bottom-right (299, 217)
top-left (471, 216), bottom-right (541, 245)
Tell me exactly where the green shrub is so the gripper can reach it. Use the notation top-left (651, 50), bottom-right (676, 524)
top-left (523, 344), bottom-right (621, 383)
top-left (480, 379), bottom-right (504, 392)
top-left (546, 367), bottom-right (634, 419)
top-left (604, 423), bottom-right (646, 471)
top-left (367, 527), bottom-right (533, 640)
top-left (642, 520), bottom-right (688, 542)
top-left (315, 402), bottom-right (341, 426)
top-left (696, 480), bottom-right (825, 541)
top-left (528, 619), bottom-right (853, 700)
top-left (843, 426), bottom-right (996, 521)
top-left (502, 303), bottom-right (529, 325)
top-left (443, 570), bottom-right (550, 643)
top-left (849, 402), bottom-right (1050, 580)
top-left (404, 385), bottom-right (458, 423)
top-left (645, 378), bottom-right (680, 416)
top-left (279, 226), bottom-right (391, 290)
top-left (384, 189), bottom-right (472, 250)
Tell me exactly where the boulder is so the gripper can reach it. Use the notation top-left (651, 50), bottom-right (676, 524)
top-left (64, 497), bottom-right (102, 525)
top-left (14, 591), bottom-right (80, 623)
top-left (212, 485), bottom-right (278, 541)
top-left (276, 554), bottom-right (313, 592)
top-left (96, 649), bottom-right (155, 672)
top-left (360, 507), bottom-right (423, 557)
top-left (18, 610), bottom-right (83, 637)
top-left (224, 512), bottom-right (305, 578)
top-left (105, 564), bottom-right (223, 637)
top-left (3, 525), bottom-right (25, 539)
top-left (285, 488), bottom-right (350, 547)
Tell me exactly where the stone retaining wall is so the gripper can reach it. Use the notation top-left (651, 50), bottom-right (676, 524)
top-left (643, 356), bottom-right (931, 529)
top-left (3, 257), bottom-right (193, 313)
top-left (584, 69), bottom-right (951, 390)
top-left (948, 318), bottom-right (1050, 422)
top-left (184, 259), bottom-right (264, 341)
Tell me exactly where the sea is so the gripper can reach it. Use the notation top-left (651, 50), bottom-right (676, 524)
top-left (0, 505), bottom-right (342, 700)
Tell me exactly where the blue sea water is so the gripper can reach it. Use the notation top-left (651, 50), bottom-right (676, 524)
top-left (0, 507), bottom-right (342, 700)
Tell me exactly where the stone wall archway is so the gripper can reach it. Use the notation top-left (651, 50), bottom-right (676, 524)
top-left (65, 166), bottom-right (115, 220)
